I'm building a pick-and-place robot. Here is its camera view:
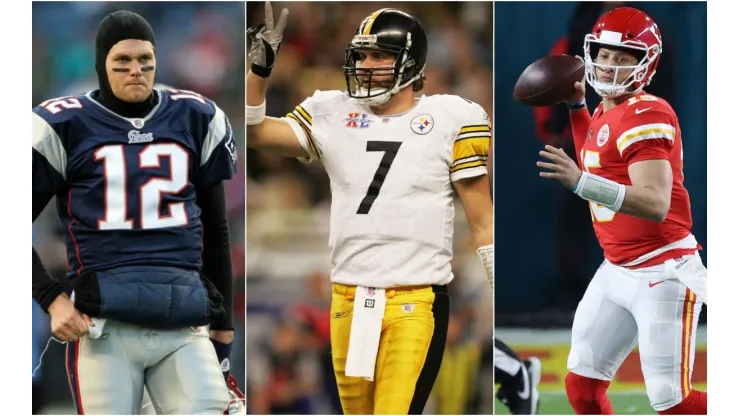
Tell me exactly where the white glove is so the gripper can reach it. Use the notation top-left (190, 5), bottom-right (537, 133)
top-left (247, 1), bottom-right (289, 78)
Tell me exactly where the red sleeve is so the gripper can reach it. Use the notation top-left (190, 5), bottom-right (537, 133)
top-left (617, 103), bottom-right (677, 165)
top-left (569, 107), bottom-right (592, 152)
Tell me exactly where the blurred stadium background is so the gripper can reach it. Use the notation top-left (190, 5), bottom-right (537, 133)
top-left (494, 2), bottom-right (706, 414)
top-left (246, 1), bottom-right (493, 414)
top-left (31, 2), bottom-right (245, 414)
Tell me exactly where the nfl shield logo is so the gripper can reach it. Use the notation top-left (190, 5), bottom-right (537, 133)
top-left (366, 287), bottom-right (376, 296)
top-left (132, 119), bottom-right (144, 128)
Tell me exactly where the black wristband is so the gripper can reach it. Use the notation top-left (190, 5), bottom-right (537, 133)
top-left (250, 63), bottom-right (272, 78)
top-left (35, 280), bottom-right (65, 314)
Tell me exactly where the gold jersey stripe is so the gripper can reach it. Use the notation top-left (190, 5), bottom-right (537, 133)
top-left (295, 105), bottom-right (312, 125)
top-left (458, 124), bottom-right (491, 135)
top-left (286, 113), bottom-right (320, 158)
top-left (450, 160), bottom-right (487, 173)
top-left (453, 137), bottom-right (490, 162)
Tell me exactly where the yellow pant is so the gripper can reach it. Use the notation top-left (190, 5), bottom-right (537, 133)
top-left (330, 283), bottom-right (449, 415)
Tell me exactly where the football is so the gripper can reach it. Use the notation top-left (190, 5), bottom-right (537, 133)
top-left (513, 55), bottom-right (585, 107)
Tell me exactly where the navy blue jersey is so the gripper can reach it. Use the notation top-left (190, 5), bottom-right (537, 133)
top-left (32, 88), bottom-right (237, 278)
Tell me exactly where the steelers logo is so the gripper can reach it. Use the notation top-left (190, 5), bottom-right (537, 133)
top-left (410, 114), bottom-right (434, 135)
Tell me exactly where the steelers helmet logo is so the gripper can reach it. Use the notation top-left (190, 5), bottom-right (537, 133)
top-left (410, 114), bottom-right (434, 135)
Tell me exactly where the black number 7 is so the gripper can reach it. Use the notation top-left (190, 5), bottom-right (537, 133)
top-left (357, 141), bottom-right (403, 214)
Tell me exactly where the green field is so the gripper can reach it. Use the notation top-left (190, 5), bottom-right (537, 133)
top-left (495, 391), bottom-right (655, 415)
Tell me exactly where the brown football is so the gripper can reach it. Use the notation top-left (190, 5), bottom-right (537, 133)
top-left (513, 55), bottom-right (585, 107)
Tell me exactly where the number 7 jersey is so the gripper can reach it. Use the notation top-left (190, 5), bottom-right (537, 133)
top-left (32, 89), bottom-right (237, 278)
top-left (283, 90), bottom-right (491, 287)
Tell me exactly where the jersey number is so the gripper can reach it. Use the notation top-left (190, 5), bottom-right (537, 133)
top-left (580, 149), bottom-right (616, 223)
top-left (95, 144), bottom-right (189, 230)
top-left (40, 97), bottom-right (83, 115)
top-left (357, 141), bottom-right (402, 214)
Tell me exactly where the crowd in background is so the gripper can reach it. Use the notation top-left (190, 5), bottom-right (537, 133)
top-left (31, 2), bottom-right (245, 413)
top-left (246, 2), bottom-right (494, 414)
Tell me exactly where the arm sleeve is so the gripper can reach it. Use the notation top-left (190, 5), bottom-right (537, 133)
top-left (196, 182), bottom-right (234, 330)
top-left (32, 110), bottom-right (66, 313)
top-left (283, 92), bottom-right (323, 164)
top-left (32, 111), bottom-right (66, 194)
top-left (198, 104), bottom-right (238, 186)
top-left (450, 104), bottom-right (492, 182)
top-left (617, 107), bottom-right (676, 165)
top-left (569, 107), bottom-right (592, 154)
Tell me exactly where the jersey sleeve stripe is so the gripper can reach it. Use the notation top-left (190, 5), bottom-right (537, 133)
top-left (452, 137), bottom-right (490, 162)
top-left (32, 112), bottom-right (67, 178)
top-left (451, 155), bottom-right (488, 168)
top-left (450, 159), bottom-right (487, 173)
top-left (286, 113), bottom-right (320, 158)
top-left (201, 105), bottom-right (228, 167)
top-left (458, 124), bottom-right (491, 135)
top-left (295, 105), bottom-right (312, 125)
top-left (455, 133), bottom-right (491, 143)
top-left (289, 107), bottom-right (320, 154)
top-left (616, 123), bottom-right (676, 154)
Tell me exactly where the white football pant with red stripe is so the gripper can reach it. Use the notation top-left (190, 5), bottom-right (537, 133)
top-left (566, 254), bottom-right (704, 412)
top-left (65, 322), bottom-right (230, 414)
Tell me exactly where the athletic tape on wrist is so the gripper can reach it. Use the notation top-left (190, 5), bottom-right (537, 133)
top-left (246, 100), bottom-right (266, 126)
top-left (573, 172), bottom-right (626, 212)
top-left (567, 98), bottom-right (587, 109)
top-left (476, 244), bottom-right (494, 288)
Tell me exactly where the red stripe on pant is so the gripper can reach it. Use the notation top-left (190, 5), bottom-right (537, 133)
top-left (65, 340), bottom-right (84, 415)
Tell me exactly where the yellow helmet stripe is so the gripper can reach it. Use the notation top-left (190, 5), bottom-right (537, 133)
top-left (362, 8), bottom-right (391, 35)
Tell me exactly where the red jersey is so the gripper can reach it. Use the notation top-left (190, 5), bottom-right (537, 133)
top-left (569, 93), bottom-right (696, 267)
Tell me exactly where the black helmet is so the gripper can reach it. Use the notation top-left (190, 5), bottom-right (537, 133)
top-left (343, 8), bottom-right (427, 106)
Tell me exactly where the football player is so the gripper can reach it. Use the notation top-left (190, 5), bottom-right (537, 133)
top-left (536, 7), bottom-right (707, 415)
top-left (246, 2), bottom-right (493, 414)
top-left (494, 338), bottom-right (541, 414)
top-left (31, 11), bottom-right (244, 414)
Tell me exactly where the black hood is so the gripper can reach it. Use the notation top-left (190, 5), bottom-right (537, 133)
top-left (94, 10), bottom-right (157, 118)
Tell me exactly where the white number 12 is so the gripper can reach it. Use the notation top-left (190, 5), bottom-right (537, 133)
top-left (94, 143), bottom-right (189, 230)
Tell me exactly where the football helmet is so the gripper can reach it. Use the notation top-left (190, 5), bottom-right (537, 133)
top-left (583, 7), bottom-right (663, 97)
top-left (343, 8), bottom-right (427, 106)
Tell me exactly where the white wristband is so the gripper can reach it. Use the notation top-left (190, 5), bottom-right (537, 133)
top-left (476, 244), bottom-right (494, 288)
top-left (573, 172), bottom-right (626, 212)
top-left (246, 100), bottom-right (266, 126)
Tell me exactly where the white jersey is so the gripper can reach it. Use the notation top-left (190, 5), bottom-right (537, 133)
top-left (283, 90), bottom-right (490, 288)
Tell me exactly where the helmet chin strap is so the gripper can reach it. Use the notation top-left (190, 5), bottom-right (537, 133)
top-left (355, 87), bottom-right (394, 106)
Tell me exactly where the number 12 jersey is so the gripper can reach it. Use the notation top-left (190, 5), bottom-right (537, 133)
top-left (32, 89), bottom-right (237, 278)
